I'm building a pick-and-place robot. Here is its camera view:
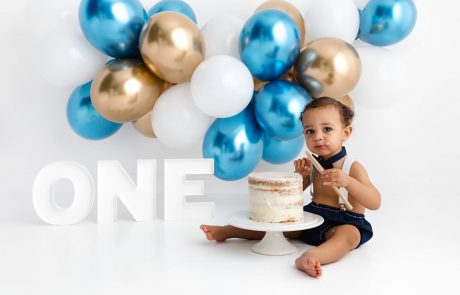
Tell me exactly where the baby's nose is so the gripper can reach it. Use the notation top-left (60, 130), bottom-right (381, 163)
top-left (313, 133), bottom-right (323, 141)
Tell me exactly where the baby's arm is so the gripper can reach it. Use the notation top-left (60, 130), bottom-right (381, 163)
top-left (294, 158), bottom-right (311, 190)
top-left (322, 161), bottom-right (381, 210)
top-left (343, 162), bottom-right (381, 210)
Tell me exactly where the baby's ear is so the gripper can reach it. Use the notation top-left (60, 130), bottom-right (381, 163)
top-left (343, 125), bottom-right (352, 140)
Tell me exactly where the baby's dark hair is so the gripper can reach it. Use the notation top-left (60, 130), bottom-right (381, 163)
top-left (300, 97), bottom-right (354, 126)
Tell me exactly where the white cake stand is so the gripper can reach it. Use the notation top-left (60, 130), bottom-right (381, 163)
top-left (228, 211), bottom-right (324, 256)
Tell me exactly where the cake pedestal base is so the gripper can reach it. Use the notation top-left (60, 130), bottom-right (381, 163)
top-left (252, 231), bottom-right (297, 255)
top-left (228, 211), bottom-right (324, 256)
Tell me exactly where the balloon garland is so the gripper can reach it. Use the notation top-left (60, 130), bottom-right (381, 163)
top-left (28, 0), bottom-right (417, 181)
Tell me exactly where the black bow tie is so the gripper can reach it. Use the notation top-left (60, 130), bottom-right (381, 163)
top-left (313, 146), bottom-right (347, 170)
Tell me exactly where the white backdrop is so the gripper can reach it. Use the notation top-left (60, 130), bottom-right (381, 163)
top-left (1, 0), bottom-right (459, 200)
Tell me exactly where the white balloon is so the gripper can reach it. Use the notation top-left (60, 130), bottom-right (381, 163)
top-left (152, 83), bottom-right (213, 149)
top-left (305, 0), bottom-right (360, 44)
top-left (191, 55), bottom-right (254, 118)
top-left (350, 46), bottom-right (407, 109)
top-left (36, 22), bottom-right (107, 87)
top-left (24, 0), bottom-right (81, 41)
top-left (352, 0), bottom-right (370, 10)
top-left (201, 15), bottom-right (244, 59)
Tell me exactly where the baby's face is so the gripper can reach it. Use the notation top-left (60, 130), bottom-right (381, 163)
top-left (302, 106), bottom-right (351, 158)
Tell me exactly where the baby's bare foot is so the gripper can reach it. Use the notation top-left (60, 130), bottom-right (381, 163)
top-left (200, 225), bottom-right (228, 242)
top-left (295, 255), bottom-right (322, 278)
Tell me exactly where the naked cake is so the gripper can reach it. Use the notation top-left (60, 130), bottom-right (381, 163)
top-left (248, 172), bottom-right (304, 223)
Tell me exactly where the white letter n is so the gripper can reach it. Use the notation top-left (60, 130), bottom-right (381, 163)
top-left (97, 160), bottom-right (156, 223)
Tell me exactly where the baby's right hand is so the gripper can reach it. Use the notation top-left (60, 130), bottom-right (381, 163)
top-left (294, 158), bottom-right (311, 178)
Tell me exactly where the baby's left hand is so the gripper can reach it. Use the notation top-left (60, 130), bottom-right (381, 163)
top-left (321, 169), bottom-right (351, 188)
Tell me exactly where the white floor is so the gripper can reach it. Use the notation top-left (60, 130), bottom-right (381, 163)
top-left (0, 192), bottom-right (458, 295)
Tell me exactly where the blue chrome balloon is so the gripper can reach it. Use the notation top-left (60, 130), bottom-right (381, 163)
top-left (67, 81), bottom-right (123, 140)
top-left (148, 0), bottom-right (197, 23)
top-left (202, 103), bottom-right (263, 181)
top-left (255, 80), bottom-right (312, 140)
top-left (79, 0), bottom-right (147, 58)
top-left (262, 134), bottom-right (304, 165)
top-left (359, 0), bottom-right (417, 46)
top-left (239, 9), bottom-right (301, 81)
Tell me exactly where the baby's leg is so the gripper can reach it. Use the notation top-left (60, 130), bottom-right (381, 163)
top-left (200, 225), bottom-right (265, 242)
top-left (284, 231), bottom-right (302, 239)
top-left (295, 224), bottom-right (360, 278)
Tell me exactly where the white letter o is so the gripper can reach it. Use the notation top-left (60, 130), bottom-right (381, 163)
top-left (32, 161), bottom-right (94, 225)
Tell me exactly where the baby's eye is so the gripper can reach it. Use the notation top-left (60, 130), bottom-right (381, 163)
top-left (323, 127), bottom-right (333, 133)
top-left (305, 129), bottom-right (314, 135)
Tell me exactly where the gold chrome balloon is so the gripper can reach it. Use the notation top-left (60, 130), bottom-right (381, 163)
top-left (140, 11), bottom-right (205, 84)
top-left (294, 38), bottom-right (361, 99)
top-left (160, 80), bottom-right (175, 93)
top-left (253, 77), bottom-right (268, 92)
top-left (133, 110), bottom-right (156, 138)
top-left (254, 67), bottom-right (296, 91)
top-left (90, 59), bottom-right (163, 123)
top-left (337, 94), bottom-right (355, 112)
top-left (132, 80), bottom-right (174, 138)
top-left (255, 0), bottom-right (306, 46)
top-left (280, 66), bottom-right (297, 83)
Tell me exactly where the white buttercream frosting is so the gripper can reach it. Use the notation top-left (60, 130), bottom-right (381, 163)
top-left (248, 172), bottom-right (303, 223)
